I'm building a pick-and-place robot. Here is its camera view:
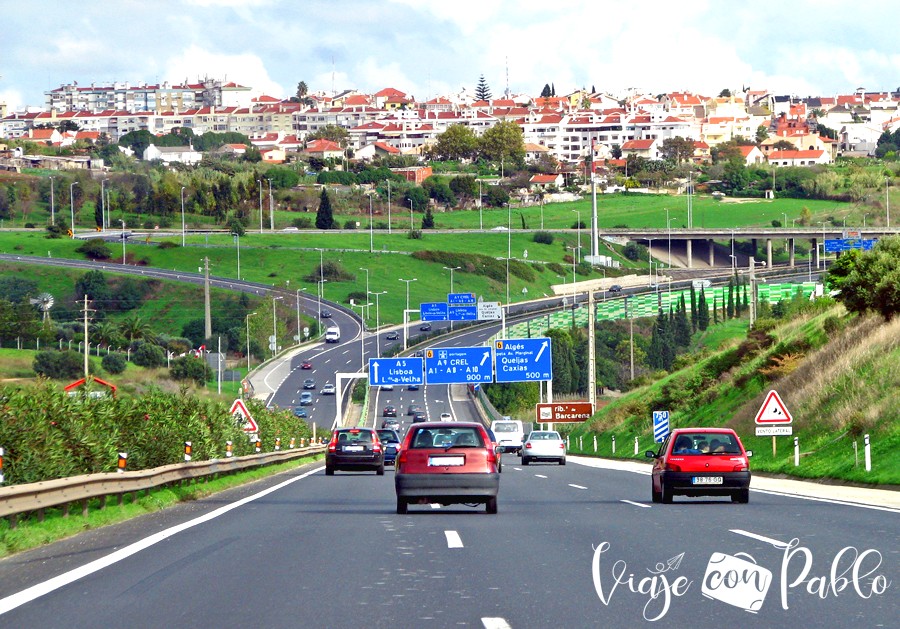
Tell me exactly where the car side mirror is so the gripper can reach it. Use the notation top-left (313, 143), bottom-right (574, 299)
top-left (745, 450), bottom-right (753, 457)
top-left (644, 450), bottom-right (658, 459)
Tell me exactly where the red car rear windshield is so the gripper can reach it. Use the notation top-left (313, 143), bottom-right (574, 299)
top-left (409, 427), bottom-right (484, 449)
top-left (671, 433), bottom-right (741, 455)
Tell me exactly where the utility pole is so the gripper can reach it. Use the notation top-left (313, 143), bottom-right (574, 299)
top-left (82, 296), bottom-right (93, 379)
top-left (204, 257), bottom-right (212, 340)
top-left (588, 289), bottom-right (596, 407)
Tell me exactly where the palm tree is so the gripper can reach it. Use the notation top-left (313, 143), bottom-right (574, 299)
top-left (91, 321), bottom-right (123, 348)
top-left (118, 314), bottom-right (152, 344)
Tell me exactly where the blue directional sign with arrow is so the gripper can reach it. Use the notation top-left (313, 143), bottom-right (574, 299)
top-left (494, 337), bottom-right (553, 383)
top-left (447, 292), bottom-right (476, 304)
top-left (368, 357), bottom-right (424, 386)
top-left (424, 346), bottom-right (494, 384)
top-left (448, 304), bottom-right (477, 321)
top-left (420, 302), bottom-right (449, 321)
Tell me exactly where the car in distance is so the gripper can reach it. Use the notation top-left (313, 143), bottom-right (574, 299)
top-left (419, 322), bottom-right (432, 331)
top-left (407, 383), bottom-right (420, 391)
top-left (491, 418), bottom-right (525, 453)
top-left (412, 411), bottom-right (427, 423)
top-left (300, 361), bottom-right (313, 370)
top-left (608, 284), bottom-right (622, 293)
top-left (385, 330), bottom-right (400, 340)
top-left (320, 309), bottom-right (333, 318)
top-left (380, 384), bottom-right (394, 391)
top-left (406, 404), bottom-right (423, 416)
top-left (395, 421), bottom-right (500, 514)
top-left (293, 406), bottom-right (308, 418)
top-left (521, 431), bottom-right (566, 465)
top-left (645, 427), bottom-right (752, 504)
top-left (439, 412), bottom-right (453, 422)
top-left (381, 418), bottom-right (401, 431)
top-left (303, 378), bottom-right (316, 389)
top-left (383, 405), bottom-right (397, 417)
top-left (299, 392), bottom-right (313, 406)
top-left (325, 428), bottom-right (384, 476)
top-left (321, 383), bottom-right (336, 395)
top-left (376, 428), bottom-right (402, 466)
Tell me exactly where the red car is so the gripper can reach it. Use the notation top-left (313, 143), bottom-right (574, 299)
top-left (300, 361), bottom-right (312, 370)
top-left (646, 428), bottom-right (752, 504)
top-left (395, 421), bottom-right (500, 514)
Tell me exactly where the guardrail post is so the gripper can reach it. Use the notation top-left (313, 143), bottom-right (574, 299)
top-left (634, 437), bottom-right (639, 455)
top-left (794, 437), bottom-right (799, 466)
top-left (117, 452), bottom-right (127, 473)
top-left (578, 436), bottom-right (583, 450)
top-left (184, 441), bottom-right (192, 462)
top-left (864, 434), bottom-right (871, 472)
top-left (226, 440), bottom-right (233, 458)
top-left (289, 437), bottom-right (296, 449)
top-left (255, 438), bottom-right (261, 453)
top-left (0, 446), bottom-right (4, 484)
top-left (275, 437), bottom-right (281, 451)
top-left (593, 435), bottom-right (597, 452)
top-left (612, 435), bottom-right (616, 454)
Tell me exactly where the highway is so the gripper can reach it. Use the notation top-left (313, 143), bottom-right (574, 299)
top-left (0, 456), bottom-right (895, 627)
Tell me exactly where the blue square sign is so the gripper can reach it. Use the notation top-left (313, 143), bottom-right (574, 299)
top-left (494, 337), bottom-right (552, 382)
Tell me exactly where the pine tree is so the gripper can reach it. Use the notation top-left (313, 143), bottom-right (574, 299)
top-left (421, 207), bottom-right (434, 229)
top-left (475, 75), bottom-right (492, 101)
top-left (315, 187), bottom-right (334, 229)
top-left (551, 83), bottom-right (556, 96)
top-left (697, 288), bottom-right (709, 331)
top-left (541, 83), bottom-right (552, 98)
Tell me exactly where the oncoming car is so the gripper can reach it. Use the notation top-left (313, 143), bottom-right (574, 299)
top-left (645, 428), bottom-right (752, 504)
top-left (395, 422), bottom-right (500, 514)
top-left (325, 428), bottom-right (384, 476)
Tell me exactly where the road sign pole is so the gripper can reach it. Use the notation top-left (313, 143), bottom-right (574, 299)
top-left (773, 436), bottom-right (777, 458)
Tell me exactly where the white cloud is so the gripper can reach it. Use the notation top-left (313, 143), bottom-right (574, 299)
top-left (164, 45), bottom-right (285, 98)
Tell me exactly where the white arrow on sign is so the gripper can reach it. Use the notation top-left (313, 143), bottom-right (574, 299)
top-left (480, 350), bottom-right (490, 366)
top-left (535, 341), bottom-right (548, 362)
top-left (371, 361), bottom-right (380, 383)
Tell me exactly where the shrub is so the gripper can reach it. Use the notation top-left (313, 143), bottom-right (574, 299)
top-left (101, 352), bottom-right (127, 374)
top-left (533, 231), bottom-right (554, 245)
top-left (291, 217), bottom-right (312, 228)
top-left (33, 350), bottom-right (86, 379)
top-left (75, 239), bottom-right (113, 261)
top-left (170, 356), bottom-right (212, 385)
top-left (131, 343), bottom-right (165, 368)
top-left (157, 241), bottom-right (178, 249)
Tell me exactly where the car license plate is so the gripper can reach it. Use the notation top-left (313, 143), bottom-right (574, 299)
top-left (428, 455), bottom-right (464, 467)
top-left (692, 476), bottom-right (723, 485)
top-left (344, 445), bottom-right (364, 452)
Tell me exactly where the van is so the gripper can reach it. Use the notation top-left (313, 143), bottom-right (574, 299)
top-left (491, 418), bottom-right (525, 453)
top-left (325, 327), bottom-right (340, 343)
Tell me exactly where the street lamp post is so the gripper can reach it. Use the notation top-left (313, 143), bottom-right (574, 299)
top-left (359, 267), bottom-right (370, 323)
top-left (478, 179), bottom-right (483, 231)
top-left (120, 220), bottom-right (126, 263)
top-left (572, 209), bottom-right (581, 263)
top-left (101, 179), bottom-right (107, 231)
top-left (267, 179), bottom-right (274, 231)
top-left (48, 176), bottom-right (55, 225)
top-left (729, 254), bottom-right (737, 272)
top-left (386, 179), bottom-right (392, 234)
top-left (234, 234), bottom-right (240, 278)
top-left (317, 279), bottom-right (327, 322)
top-left (257, 179), bottom-right (263, 233)
top-left (667, 215), bottom-right (677, 268)
top-left (370, 291), bottom-right (387, 357)
top-left (181, 186), bottom-right (186, 246)
top-left (409, 199), bottom-right (414, 231)
top-left (69, 181), bottom-right (78, 235)
top-left (369, 194), bottom-right (374, 253)
top-left (782, 213), bottom-right (788, 228)
top-left (819, 221), bottom-right (827, 269)
top-left (296, 288), bottom-right (306, 343)
top-left (271, 296), bottom-right (283, 358)
top-left (245, 312), bottom-right (257, 371)
top-left (442, 266), bottom-right (461, 294)
top-left (886, 176), bottom-right (891, 228)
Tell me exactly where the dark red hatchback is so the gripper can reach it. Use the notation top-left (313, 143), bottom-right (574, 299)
top-left (395, 422), bottom-right (500, 514)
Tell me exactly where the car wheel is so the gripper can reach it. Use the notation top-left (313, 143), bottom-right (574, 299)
top-left (396, 498), bottom-right (408, 514)
top-left (559, 457), bottom-right (566, 466)
top-left (486, 496), bottom-right (498, 514)
top-left (661, 483), bottom-right (673, 504)
top-left (325, 465), bottom-right (334, 476)
top-left (733, 488), bottom-right (750, 503)
top-left (651, 483), bottom-right (662, 503)
top-left (522, 456), bottom-right (529, 465)
top-left (376, 463), bottom-right (385, 476)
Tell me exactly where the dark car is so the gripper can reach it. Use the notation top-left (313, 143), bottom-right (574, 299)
top-left (608, 284), bottom-right (622, 293)
top-left (646, 428), bottom-right (752, 503)
top-left (383, 405), bottom-right (397, 417)
top-left (406, 404), bottom-right (423, 416)
top-left (395, 422), bottom-right (500, 514)
top-left (303, 378), bottom-right (316, 389)
top-left (376, 429), bottom-right (402, 466)
top-left (419, 322), bottom-right (432, 331)
top-left (412, 411), bottom-right (427, 423)
top-left (320, 310), bottom-right (333, 318)
top-left (293, 406), bottom-right (308, 418)
top-left (407, 383), bottom-right (420, 391)
top-left (381, 418), bottom-right (400, 431)
top-left (325, 428), bottom-right (385, 476)
top-left (385, 330), bottom-right (400, 340)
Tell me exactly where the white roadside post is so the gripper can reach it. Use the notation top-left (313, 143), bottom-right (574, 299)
top-left (864, 434), bottom-right (871, 471)
top-left (634, 436), bottom-right (639, 455)
top-left (593, 435), bottom-right (597, 452)
top-left (794, 437), bottom-right (799, 466)
top-left (612, 435), bottom-right (616, 454)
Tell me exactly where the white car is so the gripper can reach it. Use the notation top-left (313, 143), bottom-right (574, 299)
top-left (521, 431), bottom-right (566, 465)
top-left (491, 419), bottom-right (525, 453)
top-left (321, 383), bottom-right (336, 395)
top-left (440, 412), bottom-right (453, 421)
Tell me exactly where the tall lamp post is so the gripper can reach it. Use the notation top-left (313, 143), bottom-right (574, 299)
top-left (69, 181), bottom-right (79, 235)
top-left (245, 312), bottom-right (257, 371)
top-left (180, 186), bottom-right (186, 246)
top-left (443, 266), bottom-right (460, 331)
top-left (478, 179), bottom-right (483, 231)
top-left (100, 179), bottom-right (107, 231)
top-left (296, 288), bottom-right (306, 344)
top-left (386, 179), bottom-right (392, 234)
top-left (359, 267), bottom-right (370, 322)
top-left (370, 291), bottom-right (387, 357)
top-left (667, 215), bottom-right (677, 268)
top-left (886, 176), bottom-right (891, 228)
top-left (48, 176), bottom-right (55, 225)
top-left (399, 277), bottom-right (417, 350)
top-left (317, 279), bottom-right (327, 322)
top-left (368, 193), bottom-right (374, 253)
top-left (572, 209), bottom-right (581, 263)
top-left (409, 199), bottom-right (414, 231)
top-left (267, 178), bottom-right (274, 231)
top-left (271, 295), bottom-right (283, 358)
top-left (234, 234), bottom-right (240, 278)
top-left (120, 220), bottom-right (126, 264)
top-left (257, 179), bottom-right (263, 233)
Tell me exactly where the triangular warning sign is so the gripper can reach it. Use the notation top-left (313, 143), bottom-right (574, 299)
top-left (230, 398), bottom-right (259, 433)
top-left (755, 390), bottom-right (793, 424)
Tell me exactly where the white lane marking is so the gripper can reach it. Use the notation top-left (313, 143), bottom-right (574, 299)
top-left (750, 488), bottom-right (900, 514)
top-left (621, 499), bottom-right (651, 509)
top-left (430, 503), bottom-right (441, 509)
top-left (535, 474), bottom-right (548, 478)
top-left (482, 618), bottom-right (512, 629)
top-left (445, 530), bottom-right (464, 548)
top-left (568, 484), bottom-right (588, 490)
top-left (0, 466), bottom-right (323, 615)
top-left (730, 529), bottom-right (790, 549)
top-left (512, 467), bottom-right (522, 471)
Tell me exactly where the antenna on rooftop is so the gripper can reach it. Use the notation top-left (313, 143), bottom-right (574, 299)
top-left (505, 56), bottom-right (509, 98)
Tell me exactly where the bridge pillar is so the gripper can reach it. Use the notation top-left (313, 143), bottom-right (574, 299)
top-left (766, 239), bottom-right (773, 268)
top-left (789, 238), bottom-right (795, 267)
top-left (708, 239), bottom-right (715, 266)
top-left (686, 239), bottom-right (693, 268)
top-left (752, 238), bottom-right (759, 257)
top-left (811, 238), bottom-right (819, 268)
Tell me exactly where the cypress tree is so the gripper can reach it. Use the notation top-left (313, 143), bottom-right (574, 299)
top-left (690, 285), bottom-right (698, 331)
top-left (697, 288), bottom-right (709, 331)
top-left (315, 187), bottom-right (334, 229)
top-left (727, 278), bottom-right (735, 319)
top-left (713, 295), bottom-right (719, 324)
top-left (675, 294), bottom-right (691, 347)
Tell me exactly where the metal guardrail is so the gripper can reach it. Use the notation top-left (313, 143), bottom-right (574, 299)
top-left (0, 445), bottom-right (325, 522)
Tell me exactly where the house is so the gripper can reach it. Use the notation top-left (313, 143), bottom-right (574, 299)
top-left (354, 141), bottom-right (401, 161)
top-left (24, 128), bottom-right (63, 145)
top-left (621, 138), bottom-right (660, 160)
top-left (142, 143), bottom-right (202, 165)
top-left (528, 173), bottom-right (563, 190)
top-left (304, 139), bottom-right (344, 160)
top-left (738, 145), bottom-right (766, 166)
top-left (767, 149), bottom-right (831, 167)
top-left (260, 147), bottom-right (286, 164)
top-left (390, 166), bottom-right (432, 185)
top-left (216, 143), bottom-right (248, 156)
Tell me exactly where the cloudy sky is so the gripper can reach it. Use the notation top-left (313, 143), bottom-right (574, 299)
top-left (2, 0), bottom-right (897, 111)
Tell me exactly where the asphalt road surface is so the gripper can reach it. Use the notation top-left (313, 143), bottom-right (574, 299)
top-left (0, 456), bottom-right (895, 628)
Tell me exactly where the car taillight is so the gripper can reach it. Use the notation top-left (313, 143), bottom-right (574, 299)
top-left (328, 438), bottom-right (337, 452)
top-left (525, 442), bottom-right (532, 449)
top-left (733, 460), bottom-right (748, 472)
top-left (559, 443), bottom-right (565, 449)
top-left (372, 436), bottom-right (382, 453)
top-left (665, 461), bottom-right (681, 472)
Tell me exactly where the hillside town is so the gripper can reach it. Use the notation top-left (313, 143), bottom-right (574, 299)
top-left (2, 78), bottom-right (899, 172)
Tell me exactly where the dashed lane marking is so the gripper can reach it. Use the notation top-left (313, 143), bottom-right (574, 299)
top-left (568, 484), bottom-right (587, 490)
top-left (445, 530), bottom-right (464, 548)
top-left (621, 499), bottom-right (651, 508)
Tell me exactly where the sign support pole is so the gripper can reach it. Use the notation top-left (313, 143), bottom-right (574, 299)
top-left (773, 435), bottom-right (777, 458)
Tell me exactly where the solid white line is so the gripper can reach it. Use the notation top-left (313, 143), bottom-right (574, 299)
top-left (750, 488), bottom-right (900, 514)
top-left (568, 484), bottom-right (588, 490)
top-left (430, 503), bottom-right (441, 509)
top-left (621, 499), bottom-right (651, 509)
top-left (730, 529), bottom-right (790, 549)
top-left (0, 466), bottom-right (323, 616)
top-left (482, 618), bottom-right (512, 629)
top-left (534, 474), bottom-right (548, 478)
top-left (445, 530), bottom-right (464, 548)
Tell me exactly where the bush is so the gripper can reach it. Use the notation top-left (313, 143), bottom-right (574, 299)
top-left (170, 356), bottom-right (212, 385)
top-left (157, 241), bottom-right (178, 249)
top-left (533, 231), bottom-right (554, 245)
top-left (131, 343), bottom-right (165, 368)
top-left (291, 217), bottom-right (312, 229)
top-left (33, 350), bottom-right (86, 379)
top-left (75, 239), bottom-right (113, 261)
top-left (101, 352), bottom-right (127, 374)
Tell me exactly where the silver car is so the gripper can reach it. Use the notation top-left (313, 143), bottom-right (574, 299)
top-left (521, 431), bottom-right (566, 465)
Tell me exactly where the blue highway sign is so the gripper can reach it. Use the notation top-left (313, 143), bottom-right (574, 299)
top-left (368, 357), bottom-right (424, 386)
top-left (420, 302), bottom-right (449, 321)
top-left (448, 304), bottom-right (477, 321)
top-left (424, 346), bottom-right (494, 384)
top-left (824, 238), bottom-right (877, 253)
top-left (447, 292), bottom-right (476, 304)
top-left (494, 337), bottom-right (553, 383)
